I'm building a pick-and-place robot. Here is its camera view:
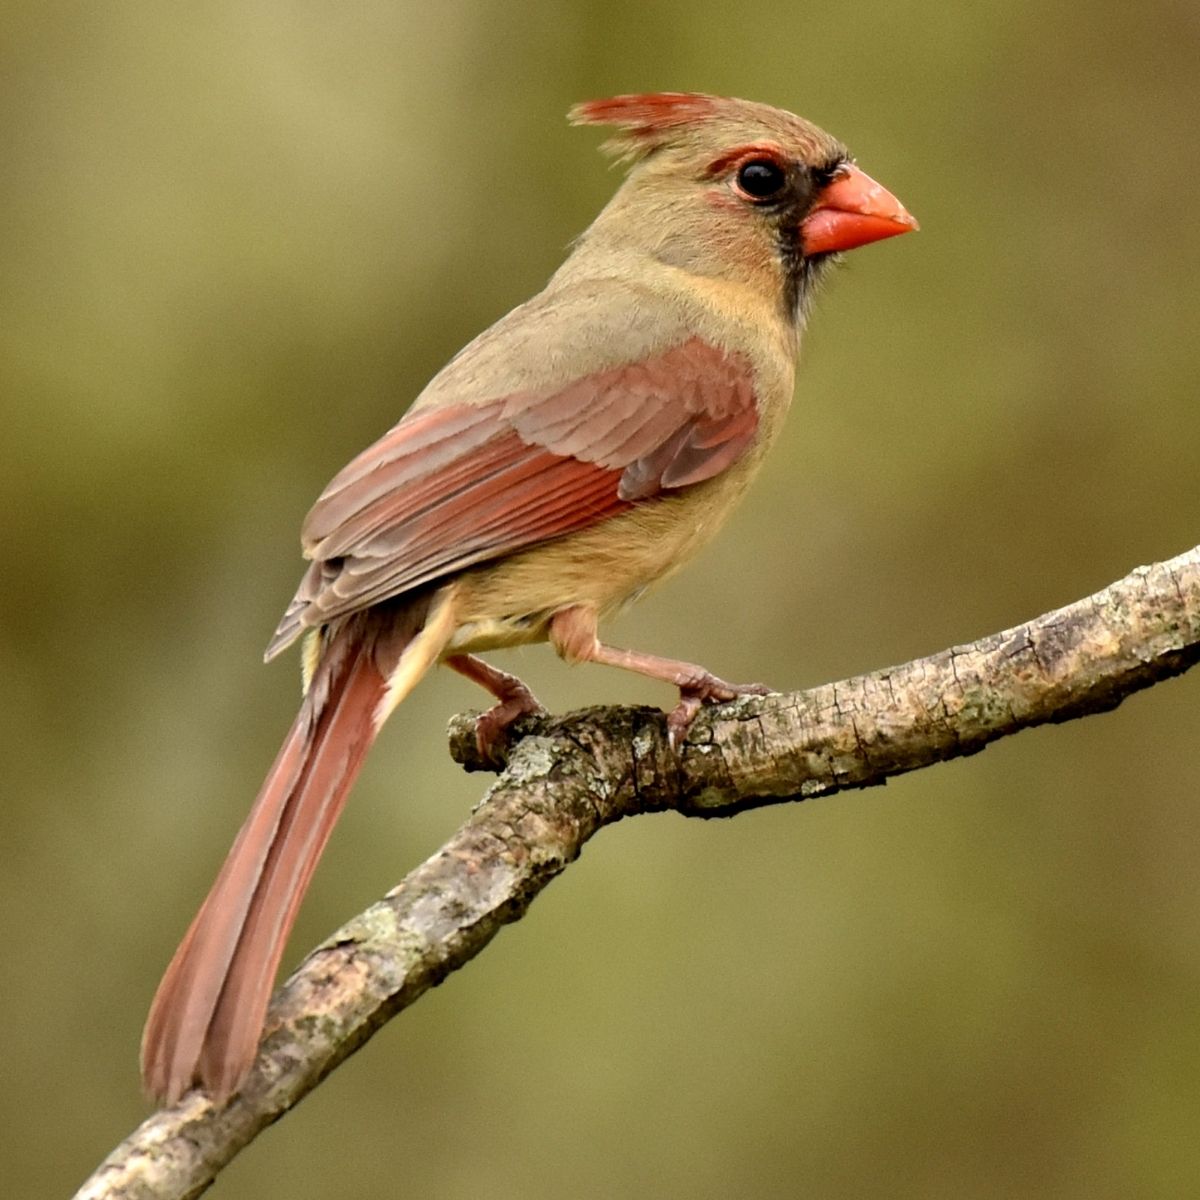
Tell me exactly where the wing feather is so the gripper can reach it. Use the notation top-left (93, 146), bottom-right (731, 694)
top-left (266, 336), bottom-right (759, 658)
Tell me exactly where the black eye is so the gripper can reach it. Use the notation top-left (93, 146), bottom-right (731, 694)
top-left (735, 158), bottom-right (787, 201)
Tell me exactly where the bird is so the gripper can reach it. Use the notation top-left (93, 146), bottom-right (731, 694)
top-left (141, 91), bottom-right (917, 1106)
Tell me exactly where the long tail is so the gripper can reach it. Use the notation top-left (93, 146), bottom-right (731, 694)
top-left (141, 595), bottom-right (453, 1105)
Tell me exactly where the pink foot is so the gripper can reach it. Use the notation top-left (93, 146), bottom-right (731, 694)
top-left (474, 681), bottom-right (545, 763)
top-left (666, 672), bottom-right (771, 749)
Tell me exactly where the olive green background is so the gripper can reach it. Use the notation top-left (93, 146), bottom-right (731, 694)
top-left (4, 3), bottom-right (1199, 1197)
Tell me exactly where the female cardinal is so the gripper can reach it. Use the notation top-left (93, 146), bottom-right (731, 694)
top-left (141, 92), bottom-right (917, 1105)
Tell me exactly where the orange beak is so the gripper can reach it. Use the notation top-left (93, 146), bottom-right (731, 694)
top-left (800, 164), bottom-right (918, 256)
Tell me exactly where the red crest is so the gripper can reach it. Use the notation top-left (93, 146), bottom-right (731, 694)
top-left (569, 92), bottom-right (723, 157)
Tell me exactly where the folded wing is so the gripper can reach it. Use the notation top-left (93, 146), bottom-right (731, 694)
top-left (266, 336), bottom-right (758, 659)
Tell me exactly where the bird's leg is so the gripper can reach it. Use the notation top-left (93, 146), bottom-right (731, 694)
top-left (445, 653), bottom-right (546, 761)
top-left (548, 605), bottom-right (771, 748)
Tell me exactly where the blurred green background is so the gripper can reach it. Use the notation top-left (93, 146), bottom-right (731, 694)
top-left (4, 2), bottom-right (1199, 1197)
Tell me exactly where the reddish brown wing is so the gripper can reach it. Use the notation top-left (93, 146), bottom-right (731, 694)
top-left (266, 337), bottom-right (757, 658)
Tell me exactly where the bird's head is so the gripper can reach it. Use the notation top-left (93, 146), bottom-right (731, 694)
top-left (568, 92), bottom-right (917, 321)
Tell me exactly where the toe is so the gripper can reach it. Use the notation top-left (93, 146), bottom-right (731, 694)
top-left (736, 681), bottom-right (772, 697)
top-left (667, 694), bottom-right (702, 749)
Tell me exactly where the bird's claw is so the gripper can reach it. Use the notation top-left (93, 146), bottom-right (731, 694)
top-left (666, 674), bottom-right (773, 751)
top-left (474, 686), bottom-right (546, 764)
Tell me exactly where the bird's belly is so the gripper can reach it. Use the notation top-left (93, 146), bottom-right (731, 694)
top-left (444, 476), bottom-right (748, 657)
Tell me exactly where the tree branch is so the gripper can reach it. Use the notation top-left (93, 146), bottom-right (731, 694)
top-left (75, 545), bottom-right (1200, 1200)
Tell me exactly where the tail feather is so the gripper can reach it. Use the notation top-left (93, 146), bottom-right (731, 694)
top-left (142, 595), bottom-right (451, 1105)
top-left (198, 638), bottom-right (384, 1097)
